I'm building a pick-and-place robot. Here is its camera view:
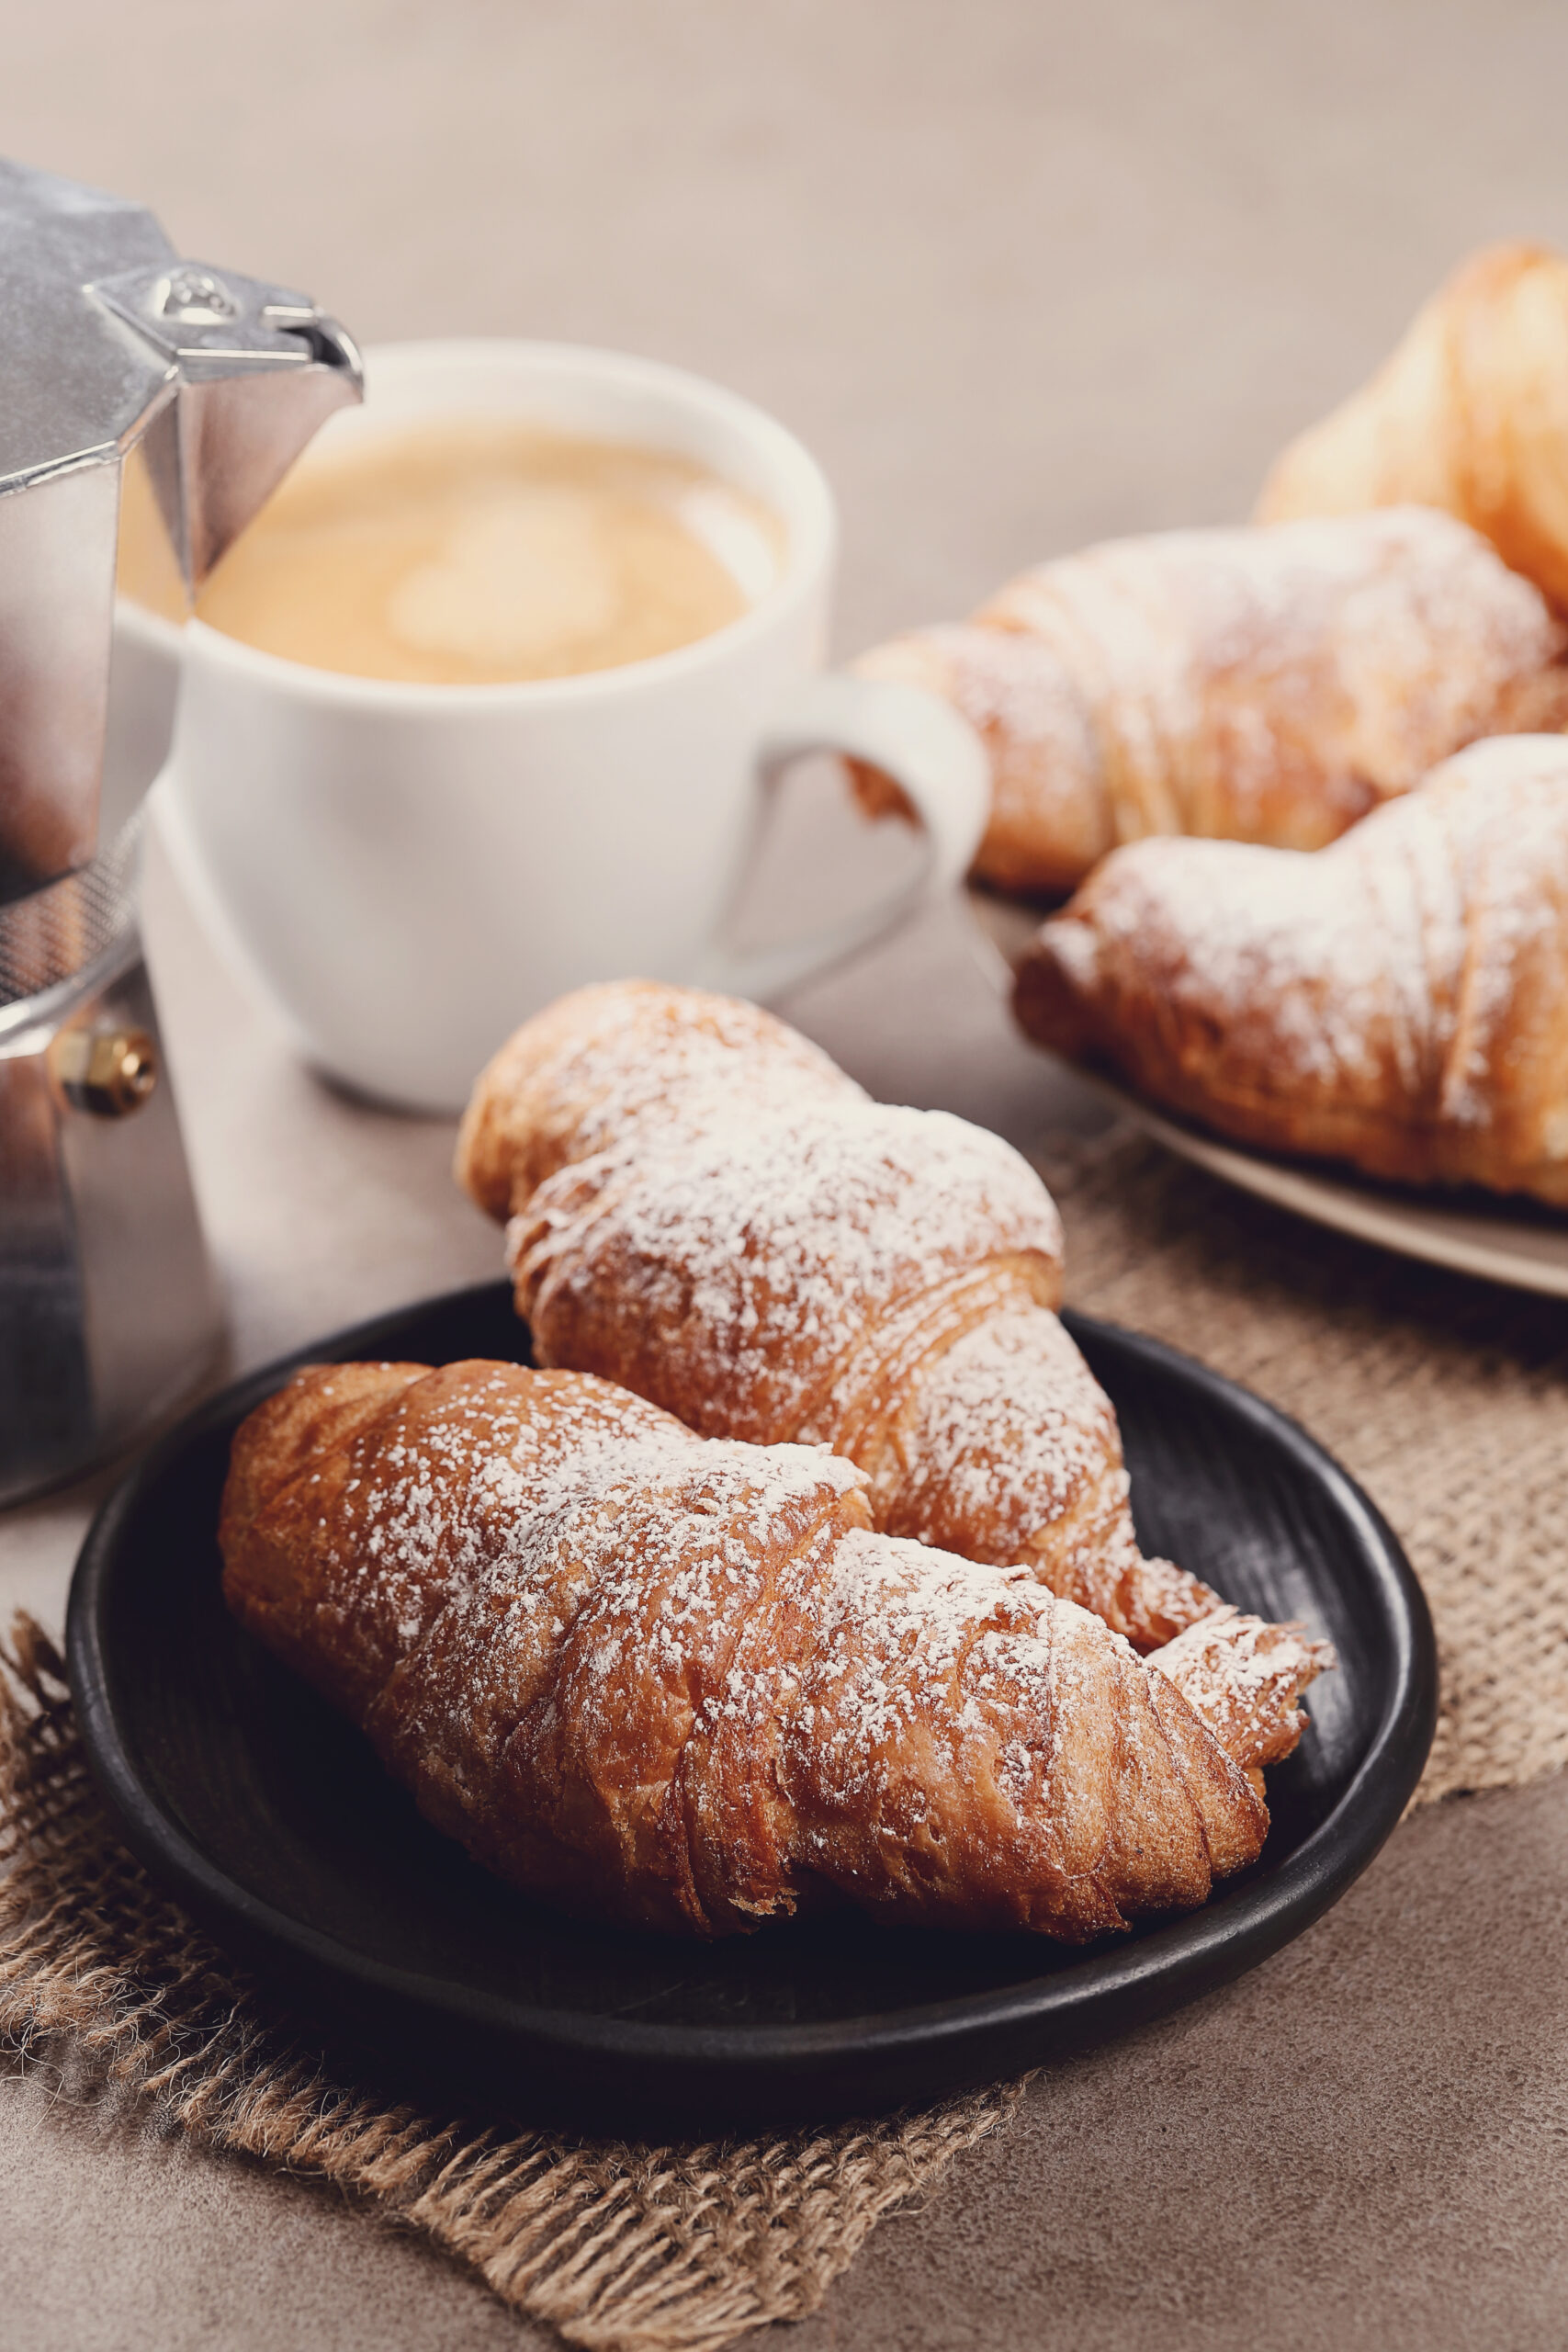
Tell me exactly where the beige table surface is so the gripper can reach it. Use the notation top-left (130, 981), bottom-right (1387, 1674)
top-left (6, 4), bottom-right (1568, 2345)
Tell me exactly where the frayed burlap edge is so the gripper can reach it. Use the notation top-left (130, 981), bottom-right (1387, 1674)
top-left (0, 1618), bottom-right (1021, 2352)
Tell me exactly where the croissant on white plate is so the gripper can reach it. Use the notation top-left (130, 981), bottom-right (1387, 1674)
top-left (220, 1358), bottom-right (1327, 1940)
top-left (458, 980), bottom-right (1269, 1653)
top-left (849, 507), bottom-right (1568, 896)
top-left (1258, 243), bottom-right (1568, 613)
top-left (1014, 732), bottom-right (1568, 1204)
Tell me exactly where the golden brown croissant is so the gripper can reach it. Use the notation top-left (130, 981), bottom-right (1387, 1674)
top-left (1258, 243), bottom-right (1568, 612)
top-left (851, 507), bottom-right (1568, 895)
top-left (457, 981), bottom-right (1216, 1652)
top-left (220, 1358), bottom-right (1326, 1939)
top-left (1014, 732), bottom-right (1568, 1204)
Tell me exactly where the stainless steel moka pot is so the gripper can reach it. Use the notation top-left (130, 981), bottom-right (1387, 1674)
top-left (0, 159), bottom-right (362, 1504)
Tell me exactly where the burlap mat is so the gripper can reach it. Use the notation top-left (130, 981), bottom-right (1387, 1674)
top-left (5, 1125), bottom-right (1565, 2346)
top-left (0, 1624), bottom-right (1020, 2350)
top-left (1041, 1126), bottom-right (1568, 1804)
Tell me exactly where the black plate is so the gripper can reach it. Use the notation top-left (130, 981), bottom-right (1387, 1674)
top-left (67, 1283), bottom-right (1436, 2132)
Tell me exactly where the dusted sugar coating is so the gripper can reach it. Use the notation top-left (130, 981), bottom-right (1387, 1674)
top-left (457, 980), bottom-right (1215, 1651)
top-left (1015, 733), bottom-right (1568, 1204)
top-left (850, 507), bottom-right (1568, 895)
top-left (220, 1359), bottom-right (1327, 1939)
top-left (852, 624), bottom-right (1117, 893)
top-left (458, 983), bottom-right (852, 1220)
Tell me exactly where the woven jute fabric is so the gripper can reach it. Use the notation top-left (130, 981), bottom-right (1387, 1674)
top-left (1039, 1125), bottom-right (1568, 1804)
top-left (0, 1621), bottom-right (1021, 2352)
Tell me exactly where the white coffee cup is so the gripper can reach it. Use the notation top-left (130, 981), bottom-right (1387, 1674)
top-left (141, 340), bottom-right (987, 1112)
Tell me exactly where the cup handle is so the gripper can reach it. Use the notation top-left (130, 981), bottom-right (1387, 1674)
top-left (692, 672), bottom-right (989, 1001)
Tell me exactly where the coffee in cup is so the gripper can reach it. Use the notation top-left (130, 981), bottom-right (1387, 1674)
top-left (188, 420), bottom-right (787, 685)
top-left (137, 341), bottom-right (988, 1109)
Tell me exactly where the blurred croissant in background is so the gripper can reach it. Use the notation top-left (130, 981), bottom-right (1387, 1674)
top-left (1014, 733), bottom-right (1568, 1205)
top-left (851, 507), bottom-right (1568, 897)
top-left (1258, 243), bottom-right (1568, 612)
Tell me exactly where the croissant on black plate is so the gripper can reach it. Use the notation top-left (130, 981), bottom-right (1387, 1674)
top-left (457, 979), bottom-right (1226, 1651)
top-left (221, 1358), bottom-right (1327, 1940)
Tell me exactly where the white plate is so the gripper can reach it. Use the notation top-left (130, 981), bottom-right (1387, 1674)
top-left (965, 884), bottom-right (1568, 1301)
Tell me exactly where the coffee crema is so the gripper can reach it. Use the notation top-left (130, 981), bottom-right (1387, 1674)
top-left (188, 419), bottom-right (785, 684)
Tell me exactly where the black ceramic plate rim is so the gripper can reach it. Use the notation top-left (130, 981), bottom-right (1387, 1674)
top-left (67, 1283), bottom-right (1436, 2075)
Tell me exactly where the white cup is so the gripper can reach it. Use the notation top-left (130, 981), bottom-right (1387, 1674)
top-left (142, 340), bottom-right (987, 1111)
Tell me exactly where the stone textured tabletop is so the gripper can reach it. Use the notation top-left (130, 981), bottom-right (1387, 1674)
top-left (5, 4), bottom-right (1568, 2345)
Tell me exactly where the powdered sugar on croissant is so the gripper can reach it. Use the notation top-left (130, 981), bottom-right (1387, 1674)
top-left (221, 1360), bottom-right (1327, 1940)
top-left (852, 508), bottom-right (1568, 895)
top-left (457, 981), bottom-right (1218, 1650)
top-left (1015, 731), bottom-right (1568, 1202)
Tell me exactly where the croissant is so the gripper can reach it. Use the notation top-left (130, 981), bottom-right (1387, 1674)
top-left (220, 1357), bottom-right (1326, 1939)
top-left (457, 981), bottom-right (1220, 1652)
top-left (1258, 243), bottom-right (1568, 612)
top-left (850, 507), bottom-right (1568, 896)
top-left (1014, 732), bottom-right (1568, 1204)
